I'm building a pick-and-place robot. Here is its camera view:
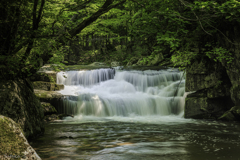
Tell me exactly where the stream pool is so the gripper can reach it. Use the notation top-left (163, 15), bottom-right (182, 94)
top-left (30, 116), bottom-right (240, 160)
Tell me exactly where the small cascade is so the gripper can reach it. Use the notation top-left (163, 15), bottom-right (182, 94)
top-left (57, 68), bottom-right (115, 86)
top-left (56, 68), bottom-right (186, 117)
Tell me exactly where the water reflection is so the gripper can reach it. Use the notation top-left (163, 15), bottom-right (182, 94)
top-left (30, 118), bottom-right (240, 160)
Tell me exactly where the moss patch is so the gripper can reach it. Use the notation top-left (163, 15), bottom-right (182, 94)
top-left (0, 79), bottom-right (44, 139)
top-left (0, 116), bottom-right (27, 157)
top-left (33, 81), bottom-right (64, 91)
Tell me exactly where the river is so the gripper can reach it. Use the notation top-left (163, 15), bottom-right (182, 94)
top-left (30, 68), bottom-right (240, 160)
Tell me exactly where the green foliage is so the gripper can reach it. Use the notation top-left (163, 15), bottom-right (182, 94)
top-left (206, 47), bottom-right (233, 64)
top-left (1, 0), bottom-right (239, 79)
top-left (171, 51), bottom-right (198, 68)
top-left (0, 0), bottom-right (126, 79)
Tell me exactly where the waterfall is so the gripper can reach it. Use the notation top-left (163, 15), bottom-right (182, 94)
top-left (57, 68), bottom-right (115, 86)
top-left (56, 68), bottom-right (186, 117)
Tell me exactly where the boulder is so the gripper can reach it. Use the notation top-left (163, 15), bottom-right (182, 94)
top-left (0, 79), bottom-right (44, 139)
top-left (44, 114), bottom-right (74, 122)
top-left (41, 102), bottom-right (57, 115)
top-left (30, 71), bottom-right (57, 83)
top-left (88, 62), bottom-right (108, 67)
top-left (0, 115), bottom-right (41, 160)
top-left (111, 61), bottom-right (120, 67)
top-left (127, 57), bottom-right (139, 66)
top-left (33, 81), bottom-right (64, 91)
top-left (218, 106), bottom-right (240, 121)
top-left (148, 53), bottom-right (164, 66)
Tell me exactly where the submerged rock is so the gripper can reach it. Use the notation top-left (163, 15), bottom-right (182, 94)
top-left (0, 115), bottom-right (41, 160)
top-left (44, 114), bottom-right (74, 122)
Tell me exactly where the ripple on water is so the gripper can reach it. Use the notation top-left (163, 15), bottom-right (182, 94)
top-left (30, 117), bottom-right (240, 160)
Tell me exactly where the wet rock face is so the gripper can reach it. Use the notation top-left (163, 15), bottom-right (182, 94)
top-left (185, 91), bottom-right (234, 119)
top-left (0, 79), bottom-right (44, 139)
top-left (219, 106), bottom-right (240, 121)
top-left (31, 71), bottom-right (57, 83)
top-left (185, 57), bottom-right (234, 120)
top-left (0, 115), bottom-right (41, 160)
top-left (34, 89), bottom-right (64, 108)
top-left (33, 81), bottom-right (64, 91)
top-left (41, 102), bottom-right (57, 115)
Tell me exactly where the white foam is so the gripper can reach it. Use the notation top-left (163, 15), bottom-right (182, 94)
top-left (57, 69), bottom-right (186, 117)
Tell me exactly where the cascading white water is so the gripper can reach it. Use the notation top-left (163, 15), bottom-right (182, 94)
top-left (56, 68), bottom-right (186, 117)
top-left (57, 68), bottom-right (115, 86)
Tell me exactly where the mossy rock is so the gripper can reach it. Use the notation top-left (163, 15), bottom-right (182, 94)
top-left (41, 102), bottom-right (57, 115)
top-left (111, 61), bottom-right (120, 67)
top-left (33, 81), bottom-right (64, 91)
top-left (230, 106), bottom-right (240, 118)
top-left (44, 114), bottom-right (74, 122)
top-left (0, 115), bottom-right (41, 160)
top-left (44, 114), bottom-right (59, 122)
top-left (135, 57), bottom-right (147, 66)
top-left (185, 71), bottom-right (224, 92)
top-left (185, 57), bottom-right (228, 92)
top-left (218, 111), bottom-right (236, 121)
top-left (230, 85), bottom-right (240, 106)
top-left (0, 79), bottom-right (44, 139)
top-left (184, 91), bottom-right (234, 119)
top-left (34, 89), bottom-right (64, 113)
top-left (207, 84), bottom-right (231, 98)
top-left (148, 53), bottom-right (164, 66)
top-left (127, 57), bottom-right (139, 66)
top-left (218, 106), bottom-right (240, 121)
top-left (122, 66), bottom-right (168, 71)
top-left (34, 89), bottom-right (63, 100)
top-left (88, 62), bottom-right (108, 66)
top-left (158, 58), bottom-right (173, 67)
top-left (30, 71), bottom-right (57, 83)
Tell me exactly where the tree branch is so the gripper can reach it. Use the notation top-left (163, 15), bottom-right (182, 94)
top-left (69, 0), bottom-right (126, 37)
top-left (178, 0), bottom-right (212, 36)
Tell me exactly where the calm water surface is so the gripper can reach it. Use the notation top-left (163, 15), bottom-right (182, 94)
top-left (30, 116), bottom-right (240, 160)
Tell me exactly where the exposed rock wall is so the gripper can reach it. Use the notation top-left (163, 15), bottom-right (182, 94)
top-left (184, 57), bottom-right (235, 120)
top-left (184, 22), bottom-right (240, 121)
top-left (0, 79), bottom-right (44, 139)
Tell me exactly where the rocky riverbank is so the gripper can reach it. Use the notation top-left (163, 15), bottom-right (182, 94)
top-left (184, 56), bottom-right (240, 121)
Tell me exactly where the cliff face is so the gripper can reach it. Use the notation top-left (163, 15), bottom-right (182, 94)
top-left (184, 48), bottom-right (240, 121)
top-left (0, 79), bottom-right (44, 139)
top-left (184, 22), bottom-right (240, 121)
